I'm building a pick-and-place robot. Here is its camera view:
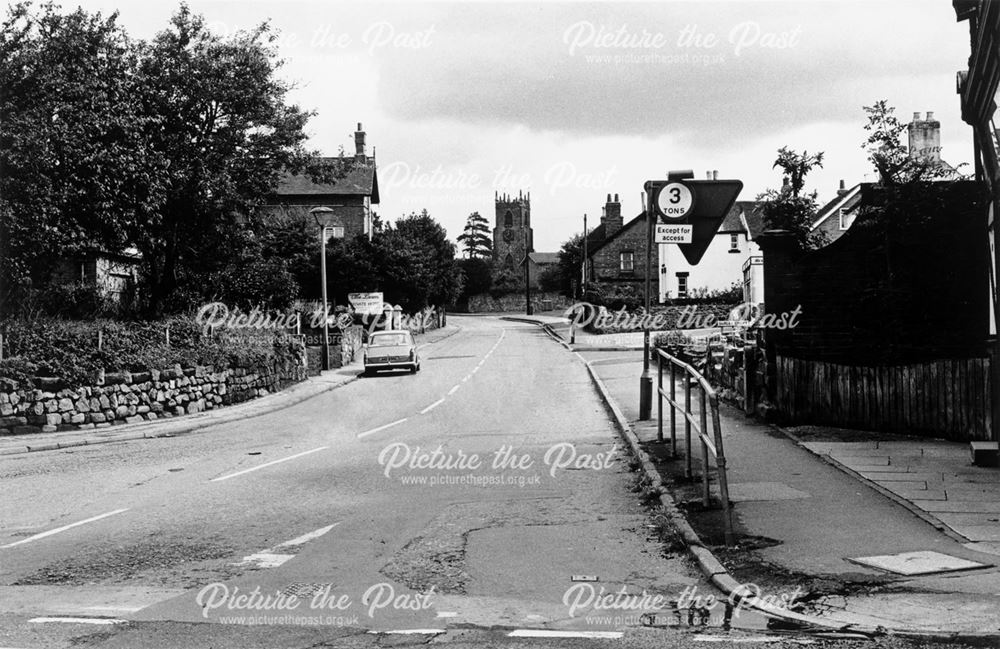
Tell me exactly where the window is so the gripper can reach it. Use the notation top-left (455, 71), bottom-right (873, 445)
top-left (730, 233), bottom-right (740, 252)
top-left (676, 273), bottom-right (689, 298)
top-left (504, 253), bottom-right (515, 270)
top-left (504, 210), bottom-right (513, 227)
top-left (619, 251), bottom-right (634, 272)
top-left (838, 208), bottom-right (854, 230)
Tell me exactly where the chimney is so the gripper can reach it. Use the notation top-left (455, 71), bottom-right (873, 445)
top-left (712, 170), bottom-right (719, 180)
top-left (837, 179), bottom-right (847, 196)
top-left (706, 171), bottom-right (712, 179)
top-left (602, 193), bottom-right (622, 236)
top-left (354, 122), bottom-right (366, 161)
top-left (907, 110), bottom-right (941, 162)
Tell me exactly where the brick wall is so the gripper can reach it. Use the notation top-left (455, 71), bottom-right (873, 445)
top-left (589, 217), bottom-right (653, 292)
top-left (758, 181), bottom-right (989, 366)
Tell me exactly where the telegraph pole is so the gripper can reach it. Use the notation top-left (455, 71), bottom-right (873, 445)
top-left (524, 229), bottom-right (533, 315)
top-left (581, 213), bottom-right (588, 298)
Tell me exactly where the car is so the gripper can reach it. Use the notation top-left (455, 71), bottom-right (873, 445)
top-left (363, 330), bottom-right (420, 375)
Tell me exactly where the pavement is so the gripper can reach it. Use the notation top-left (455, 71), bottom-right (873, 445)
top-left (512, 315), bottom-right (1000, 638)
top-left (0, 324), bottom-right (461, 457)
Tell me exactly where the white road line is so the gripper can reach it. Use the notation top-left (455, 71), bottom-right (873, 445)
top-left (435, 611), bottom-right (458, 618)
top-left (210, 447), bottom-right (329, 482)
top-left (462, 375), bottom-right (470, 382)
top-left (234, 552), bottom-right (295, 569)
top-left (1, 509), bottom-right (129, 549)
top-left (420, 398), bottom-right (445, 414)
top-left (276, 522), bottom-right (341, 548)
top-left (508, 629), bottom-right (623, 639)
top-left (29, 617), bottom-right (126, 625)
top-left (357, 418), bottom-right (408, 439)
top-left (447, 385), bottom-right (460, 396)
top-left (84, 605), bottom-right (145, 613)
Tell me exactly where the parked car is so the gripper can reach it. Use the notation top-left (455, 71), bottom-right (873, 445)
top-left (363, 330), bottom-right (420, 375)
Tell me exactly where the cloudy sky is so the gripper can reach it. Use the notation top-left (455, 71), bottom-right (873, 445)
top-left (75, 0), bottom-right (973, 252)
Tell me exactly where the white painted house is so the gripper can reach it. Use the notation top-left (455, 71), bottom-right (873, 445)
top-left (658, 201), bottom-right (764, 304)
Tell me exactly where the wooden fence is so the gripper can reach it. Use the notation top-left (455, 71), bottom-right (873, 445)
top-left (775, 355), bottom-right (993, 441)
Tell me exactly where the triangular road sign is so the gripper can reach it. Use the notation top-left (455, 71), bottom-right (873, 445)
top-left (646, 179), bottom-right (744, 265)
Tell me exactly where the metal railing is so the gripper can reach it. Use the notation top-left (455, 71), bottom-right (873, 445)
top-left (655, 348), bottom-right (735, 546)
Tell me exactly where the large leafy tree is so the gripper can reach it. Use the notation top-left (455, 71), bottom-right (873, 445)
top-left (0, 3), bottom-right (158, 310)
top-left (757, 147), bottom-right (827, 249)
top-left (376, 210), bottom-right (463, 311)
top-left (134, 5), bottom-right (321, 314)
top-left (456, 211), bottom-right (492, 259)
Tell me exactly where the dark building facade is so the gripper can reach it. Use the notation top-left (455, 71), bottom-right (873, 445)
top-left (258, 123), bottom-right (380, 241)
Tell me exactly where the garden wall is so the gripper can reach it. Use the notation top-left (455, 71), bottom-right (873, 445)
top-left (0, 355), bottom-right (307, 435)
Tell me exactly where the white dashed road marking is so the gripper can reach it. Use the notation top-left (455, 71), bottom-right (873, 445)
top-left (358, 418), bottom-right (408, 439)
top-left (420, 398), bottom-right (445, 414)
top-left (234, 522), bottom-right (341, 569)
top-left (447, 385), bottom-right (460, 396)
top-left (508, 629), bottom-right (623, 639)
top-left (1, 509), bottom-right (129, 549)
top-left (211, 447), bottom-right (329, 482)
top-left (29, 617), bottom-right (126, 625)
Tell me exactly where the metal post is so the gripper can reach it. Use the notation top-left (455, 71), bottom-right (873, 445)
top-left (639, 190), bottom-right (653, 420)
top-left (656, 352), bottom-right (663, 443)
top-left (701, 387), bottom-right (710, 508)
top-left (582, 213), bottom-right (588, 299)
top-left (670, 361), bottom-right (677, 456)
top-left (320, 226), bottom-right (330, 371)
top-left (684, 376), bottom-right (692, 479)
top-left (524, 229), bottom-right (533, 315)
top-left (711, 394), bottom-right (736, 546)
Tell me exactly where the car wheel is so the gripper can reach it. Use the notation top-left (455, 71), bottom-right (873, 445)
top-left (410, 365), bottom-right (417, 374)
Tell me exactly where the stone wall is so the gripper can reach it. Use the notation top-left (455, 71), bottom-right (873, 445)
top-left (0, 357), bottom-right (307, 436)
top-left (463, 291), bottom-right (571, 313)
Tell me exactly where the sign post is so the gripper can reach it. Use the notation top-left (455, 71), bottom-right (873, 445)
top-left (638, 172), bottom-right (743, 421)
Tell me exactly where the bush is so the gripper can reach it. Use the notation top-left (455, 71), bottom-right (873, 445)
top-left (0, 315), bottom-right (303, 388)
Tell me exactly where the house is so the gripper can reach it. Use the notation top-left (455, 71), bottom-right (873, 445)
top-left (810, 181), bottom-right (863, 244)
top-left (258, 123), bottom-right (380, 240)
top-left (659, 200), bottom-right (764, 303)
top-left (527, 252), bottom-right (559, 288)
top-left (954, 0), bottom-right (1000, 441)
top-left (51, 246), bottom-right (140, 303)
top-left (812, 112), bottom-right (956, 245)
top-left (583, 194), bottom-right (653, 298)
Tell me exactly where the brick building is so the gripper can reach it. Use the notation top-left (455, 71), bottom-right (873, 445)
top-left (583, 194), bottom-right (653, 296)
top-left (258, 123), bottom-right (380, 240)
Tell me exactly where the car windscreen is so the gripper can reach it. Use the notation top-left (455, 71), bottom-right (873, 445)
top-left (370, 334), bottom-right (410, 346)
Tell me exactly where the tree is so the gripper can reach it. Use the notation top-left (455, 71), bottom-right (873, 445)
top-left (757, 147), bottom-right (827, 249)
top-left (862, 100), bottom-right (959, 186)
top-left (456, 211), bottom-right (492, 259)
top-left (457, 257), bottom-right (492, 298)
top-left (555, 233), bottom-right (585, 296)
top-left (375, 210), bottom-right (463, 311)
top-left (133, 5), bottom-right (326, 314)
top-left (0, 3), bottom-right (158, 311)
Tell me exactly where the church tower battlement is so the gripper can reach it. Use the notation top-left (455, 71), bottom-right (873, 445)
top-left (493, 190), bottom-right (532, 271)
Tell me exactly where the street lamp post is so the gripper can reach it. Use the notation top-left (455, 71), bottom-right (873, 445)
top-left (311, 206), bottom-right (341, 372)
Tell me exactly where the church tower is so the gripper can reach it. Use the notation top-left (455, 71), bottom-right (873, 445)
top-left (493, 190), bottom-right (532, 272)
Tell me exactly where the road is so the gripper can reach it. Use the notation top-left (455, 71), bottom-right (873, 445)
top-left (0, 316), bottom-right (956, 648)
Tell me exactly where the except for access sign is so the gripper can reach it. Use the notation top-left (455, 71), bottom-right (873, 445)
top-left (655, 223), bottom-right (693, 244)
top-left (656, 182), bottom-right (694, 220)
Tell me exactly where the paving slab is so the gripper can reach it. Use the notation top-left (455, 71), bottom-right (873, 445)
top-left (950, 525), bottom-right (1000, 542)
top-left (726, 482), bottom-right (811, 502)
top-left (915, 500), bottom-right (1000, 513)
top-left (858, 471), bottom-right (943, 482)
top-left (846, 550), bottom-right (989, 576)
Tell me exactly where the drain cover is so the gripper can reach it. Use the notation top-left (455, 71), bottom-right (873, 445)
top-left (281, 583), bottom-right (336, 598)
top-left (847, 550), bottom-right (989, 575)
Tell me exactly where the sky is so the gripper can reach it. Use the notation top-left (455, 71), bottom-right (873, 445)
top-left (69, 0), bottom-right (974, 252)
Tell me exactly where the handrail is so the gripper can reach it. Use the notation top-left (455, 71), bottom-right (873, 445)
top-left (655, 347), bottom-right (735, 546)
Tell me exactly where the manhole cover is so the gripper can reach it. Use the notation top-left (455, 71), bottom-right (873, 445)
top-left (281, 583), bottom-right (336, 598)
top-left (847, 550), bottom-right (990, 575)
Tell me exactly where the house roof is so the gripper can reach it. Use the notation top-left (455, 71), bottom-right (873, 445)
top-left (586, 213), bottom-right (646, 258)
top-left (274, 156), bottom-right (380, 203)
top-left (719, 201), bottom-right (762, 234)
top-left (528, 252), bottom-right (559, 265)
top-left (811, 184), bottom-right (863, 232)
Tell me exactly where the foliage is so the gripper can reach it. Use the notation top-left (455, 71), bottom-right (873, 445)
top-left (457, 257), bottom-right (493, 298)
top-left (374, 210), bottom-right (463, 311)
top-left (553, 233), bottom-right (585, 296)
top-left (676, 282), bottom-right (743, 304)
top-left (757, 147), bottom-right (827, 249)
top-left (490, 268), bottom-right (524, 296)
top-left (537, 264), bottom-right (564, 292)
top-left (861, 100), bottom-right (962, 187)
top-left (456, 211), bottom-right (492, 259)
top-left (0, 316), bottom-right (302, 388)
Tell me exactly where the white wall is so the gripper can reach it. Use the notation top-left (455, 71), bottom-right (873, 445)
top-left (658, 231), bottom-right (760, 302)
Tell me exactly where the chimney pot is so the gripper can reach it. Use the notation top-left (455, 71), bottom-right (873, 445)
top-left (613, 193), bottom-right (619, 202)
top-left (913, 112), bottom-right (921, 121)
top-left (926, 111), bottom-right (935, 121)
top-left (839, 179), bottom-right (845, 190)
top-left (706, 171), bottom-right (712, 179)
top-left (712, 170), bottom-right (719, 180)
top-left (606, 193), bottom-right (611, 202)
